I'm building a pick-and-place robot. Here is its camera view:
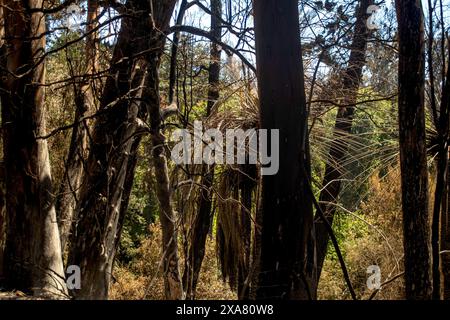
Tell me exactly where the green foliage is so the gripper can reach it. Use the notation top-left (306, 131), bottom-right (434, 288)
top-left (327, 211), bottom-right (369, 262)
top-left (117, 144), bottom-right (160, 264)
top-left (340, 91), bottom-right (398, 209)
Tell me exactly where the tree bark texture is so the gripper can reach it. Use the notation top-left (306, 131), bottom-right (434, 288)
top-left (253, 0), bottom-right (314, 300)
top-left (68, 0), bottom-right (178, 299)
top-left (439, 43), bottom-right (450, 300)
top-left (396, 0), bottom-right (433, 300)
top-left (57, 0), bottom-right (100, 253)
top-left (0, 0), bottom-right (67, 297)
top-left (147, 50), bottom-right (184, 301)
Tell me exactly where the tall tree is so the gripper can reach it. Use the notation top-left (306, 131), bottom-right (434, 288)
top-left (146, 25), bottom-right (184, 302)
top-left (437, 37), bottom-right (450, 300)
top-left (183, 0), bottom-right (223, 300)
top-left (443, 141), bottom-right (450, 299)
top-left (314, 0), bottom-right (373, 286)
top-left (253, 0), bottom-right (315, 299)
top-left (67, 0), bottom-right (178, 299)
top-left (427, 5), bottom-right (450, 300)
top-left (57, 0), bottom-right (100, 252)
top-left (0, 163), bottom-right (4, 281)
top-left (426, 0), bottom-right (450, 298)
top-left (0, 0), bottom-right (67, 297)
top-left (0, 4), bottom-right (4, 282)
top-left (396, 0), bottom-right (433, 299)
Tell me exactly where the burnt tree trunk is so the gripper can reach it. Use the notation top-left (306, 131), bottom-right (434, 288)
top-left (0, 163), bottom-right (4, 281)
top-left (57, 0), bottom-right (99, 252)
top-left (67, 0), bottom-right (178, 299)
top-left (0, 5), bottom-right (4, 282)
top-left (0, 0), bottom-right (67, 297)
top-left (314, 0), bottom-right (373, 285)
top-left (253, 0), bottom-right (314, 300)
top-left (439, 41), bottom-right (450, 300)
top-left (396, 0), bottom-right (433, 300)
top-left (443, 153), bottom-right (450, 299)
top-left (182, 0), bottom-right (222, 300)
top-left (431, 63), bottom-right (450, 299)
top-left (432, 150), bottom-right (447, 300)
top-left (426, 0), bottom-right (449, 300)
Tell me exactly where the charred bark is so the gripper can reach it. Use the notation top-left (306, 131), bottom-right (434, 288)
top-left (67, 0), bottom-right (178, 299)
top-left (433, 147), bottom-right (447, 299)
top-left (443, 154), bottom-right (450, 299)
top-left (253, 0), bottom-right (314, 300)
top-left (439, 41), bottom-right (450, 300)
top-left (0, 5), bottom-right (4, 283)
top-left (396, 0), bottom-right (433, 300)
top-left (0, 163), bottom-right (4, 281)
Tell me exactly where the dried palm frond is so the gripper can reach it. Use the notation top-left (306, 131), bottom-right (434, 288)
top-left (216, 164), bottom-right (257, 292)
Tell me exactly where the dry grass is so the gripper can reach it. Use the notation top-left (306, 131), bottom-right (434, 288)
top-left (113, 167), bottom-right (409, 300)
top-left (318, 167), bottom-right (405, 300)
top-left (110, 224), bottom-right (234, 300)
